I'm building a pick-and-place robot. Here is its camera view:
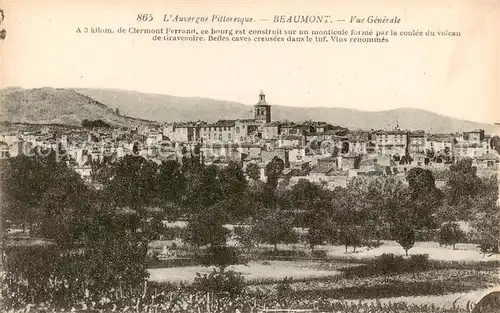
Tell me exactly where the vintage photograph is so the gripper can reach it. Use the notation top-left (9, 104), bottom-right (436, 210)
top-left (0, 1), bottom-right (499, 313)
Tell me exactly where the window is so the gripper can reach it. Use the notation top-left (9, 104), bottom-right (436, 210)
top-left (219, 134), bottom-right (222, 141)
top-left (228, 133), bottom-right (231, 140)
top-left (236, 127), bottom-right (240, 133)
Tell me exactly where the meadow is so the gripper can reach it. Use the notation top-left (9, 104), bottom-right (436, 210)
top-left (144, 238), bottom-right (500, 312)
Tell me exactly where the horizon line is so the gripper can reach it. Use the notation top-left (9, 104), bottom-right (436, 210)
top-left (1, 85), bottom-right (498, 126)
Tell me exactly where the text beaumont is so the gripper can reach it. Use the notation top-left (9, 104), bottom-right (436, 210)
top-left (273, 15), bottom-right (332, 23)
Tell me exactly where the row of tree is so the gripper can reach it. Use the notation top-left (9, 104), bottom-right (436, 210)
top-left (0, 150), bottom-right (498, 303)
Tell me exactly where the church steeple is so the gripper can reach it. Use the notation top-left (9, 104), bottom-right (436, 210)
top-left (254, 90), bottom-right (271, 123)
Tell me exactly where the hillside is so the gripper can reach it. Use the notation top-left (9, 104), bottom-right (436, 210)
top-left (0, 88), bottom-right (155, 127)
top-left (74, 88), bottom-right (253, 123)
top-left (75, 88), bottom-right (499, 134)
top-left (0, 87), bottom-right (497, 133)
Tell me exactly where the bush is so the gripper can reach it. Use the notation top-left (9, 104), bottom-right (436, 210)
top-left (199, 245), bottom-right (242, 270)
top-left (346, 253), bottom-right (432, 278)
top-left (260, 249), bottom-right (308, 260)
top-left (372, 253), bottom-right (406, 275)
top-left (406, 254), bottom-right (431, 272)
top-left (275, 277), bottom-right (293, 298)
top-left (192, 269), bottom-right (245, 297)
top-left (311, 249), bottom-right (328, 259)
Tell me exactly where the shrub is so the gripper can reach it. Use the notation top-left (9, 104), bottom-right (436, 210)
top-left (260, 249), bottom-right (308, 260)
top-left (372, 253), bottom-right (406, 275)
top-left (346, 253), bottom-right (432, 278)
top-left (406, 254), bottom-right (431, 272)
top-left (199, 245), bottom-right (242, 270)
top-left (311, 249), bottom-right (328, 259)
top-left (192, 269), bottom-right (245, 297)
top-left (275, 277), bottom-right (293, 298)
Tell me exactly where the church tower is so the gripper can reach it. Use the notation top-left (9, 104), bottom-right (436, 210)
top-left (254, 90), bottom-right (271, 124)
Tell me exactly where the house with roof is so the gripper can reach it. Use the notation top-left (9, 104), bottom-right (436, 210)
top-left (464, 129), bottom-right (485, 144)
top-left (373, 129), bottom-right (408, 160)
top-left (474, 153), bottom-right (499, 169)
top-left (279, 135), bottom-right (303, 147)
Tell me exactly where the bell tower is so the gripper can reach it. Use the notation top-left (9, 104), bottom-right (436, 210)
top-left (254, 90), bottom-right (271, 124)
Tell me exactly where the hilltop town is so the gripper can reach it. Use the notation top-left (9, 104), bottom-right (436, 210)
top-left (1, 91), bottom-right (498, 189)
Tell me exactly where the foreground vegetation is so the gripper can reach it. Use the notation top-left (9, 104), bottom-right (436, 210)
top-left (0, 149), bottom-right (499, 312)
top-left (0, 275), bottom-right (488, 313)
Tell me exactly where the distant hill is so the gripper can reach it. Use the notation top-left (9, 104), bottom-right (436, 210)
top-left (0, 88), bottom-right (155, 127)
top-left (1, 87), bottom-right (497, 133)
top-left (74, 88), bottom-right (499, 134)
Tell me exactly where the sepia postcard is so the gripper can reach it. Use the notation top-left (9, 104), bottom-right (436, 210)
top-left (0, 0), bottom-right (499, 312)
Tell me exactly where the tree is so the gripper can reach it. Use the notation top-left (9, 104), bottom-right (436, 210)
top-left (88, 156), bottom-right (114, 185)
top-left (303, 195), bottom-right (332, 251)
top-left (288, 179), bottom-right (324, 211)
top-left (184, 206), bottom-right (229, 247)
top-left (245, 163), bottom-right (261, 182)
top-left (329, 179), bottom-right (372, 253)
top-left (218, 162), bottom-right (252, 220)
top-left (103, 155), bottom-right (159, 213)
top-left (470, 178), bottom-right (500, 255)
top-left (392, 223), bottom-right (416, 256)
top-left (184, 164), bottom-right (222, 213)
top-left (406, 167), bottom-right (443, 228)
top-left (490, 136), bottom-right (500, 154)
top-left (1, 152), bottom-right (151, 304)
top-left (446, 158), bottom-right (482, 208)
top-left (0, 150), bottom-right (93, 246)
top-left (157, 160), bottom-right (185, 205)
top-left (253, 210), bottom-right (297, 251)
top-left (265, 156), bottom-right (285, 190)
top-left (306, 221), bottom-right (329, 252)
top-left (438, 222), bottom-right (465, 250)
top-left (0, 155), bottom-right (39, 232)
top-left (234, 226), bottom-right (258, 252)
top-left (220, 162), bottom-right (247, 197)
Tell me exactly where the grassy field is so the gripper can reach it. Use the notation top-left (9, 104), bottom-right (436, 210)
top-left (148, 260), bottom-right (353, 283)
top-left (146, 239), bottom-right (500, 310)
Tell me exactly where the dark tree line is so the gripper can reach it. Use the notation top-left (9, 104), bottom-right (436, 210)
top-left (81, 119), bottom-right (111, 128)
top-left (0, 152), bottom-right (498, 304)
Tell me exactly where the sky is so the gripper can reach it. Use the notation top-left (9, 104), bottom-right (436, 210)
top-left (1, 0), bottom-right (499, 124)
